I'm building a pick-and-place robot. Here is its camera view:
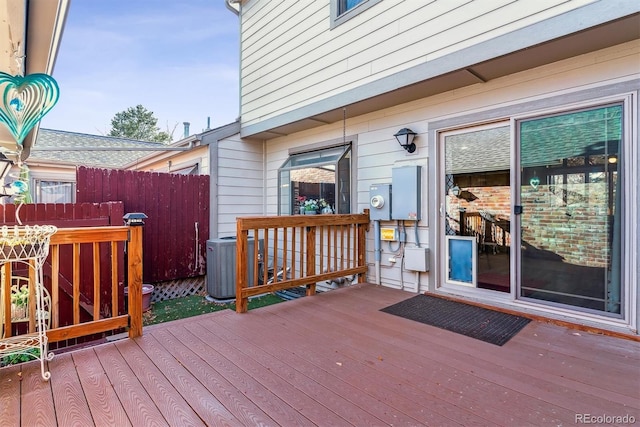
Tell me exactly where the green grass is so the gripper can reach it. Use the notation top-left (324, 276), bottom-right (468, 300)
top-left (142, 293), bottom-right (286, 326)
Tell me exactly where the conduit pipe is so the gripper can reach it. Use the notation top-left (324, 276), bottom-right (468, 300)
top-left (374, 219), bottom-right (381, 285)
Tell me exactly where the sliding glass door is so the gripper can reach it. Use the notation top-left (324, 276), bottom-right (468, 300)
top-left (517, 104), bottom-right (623, 315)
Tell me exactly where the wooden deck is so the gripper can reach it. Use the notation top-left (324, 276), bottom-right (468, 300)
top-left (1, 283), bottom-right (639, 426)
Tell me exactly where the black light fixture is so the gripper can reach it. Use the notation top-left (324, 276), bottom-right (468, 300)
top-left (123, 212), bottom-right (149, 226)
top-left (394, 128), bottom-right (417, 153)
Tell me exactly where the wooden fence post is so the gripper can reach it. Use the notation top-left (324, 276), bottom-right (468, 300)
top-left (124, 213), bottom-right (147, 338)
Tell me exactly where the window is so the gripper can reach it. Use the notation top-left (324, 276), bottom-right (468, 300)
top-left (279, 144), bottom-right (351, 215)
top-left (35, 180), bottom-right (75, 203)
top-left (339, 0), bottom-right (365, 15)
top-left (331, 0), bottom-right (382, 28)
top-left (172, 163), bottom-right (199, 175)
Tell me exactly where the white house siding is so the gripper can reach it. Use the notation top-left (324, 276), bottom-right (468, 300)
top-left (135, 146), bottom-right (210, 175)
top-left (261, 40), bottom-right (639, 295)
top-left (216, 135), bottom-right (265, 236)
top-left (239, 0), bottom-right (597, 127)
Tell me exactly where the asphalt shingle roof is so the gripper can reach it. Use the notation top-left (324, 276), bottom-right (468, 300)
top-left (29, 129), bottom-right (168, 169)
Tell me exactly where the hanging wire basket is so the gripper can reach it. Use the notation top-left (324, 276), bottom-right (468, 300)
top-left (0, 225), bottom-right (57, 265)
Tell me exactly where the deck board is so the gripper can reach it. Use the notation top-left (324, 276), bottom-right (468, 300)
top-left (136, 331), bottom-right (244, 426)
top-left (191, 319), bottom-right (389, 427)
top-left (0, 364), bottom-right (21, 427)
top-left (143, 331), bottom-right (262, 425)
top-left (72, 348), bottom-right (133, 427)
top-left (2, 283), bottom-right (639, 426)
top-left (178, 324), bottom-right (351, 426)
top-left (93, 342), bottom-right (168, 427)
top-left (163, 322), bottom-right (314, 427)
top-left (20, 361), bottom-right (56, 426)
top-left (49, 353), bottom-right (94, 427)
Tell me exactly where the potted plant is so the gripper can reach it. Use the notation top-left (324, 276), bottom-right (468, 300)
top-left (11, 284), bottom-right (29, 320)
top-left (318, 198), bottom-right (333, 214)
top-left (303, 198), bottom-right (319, 214)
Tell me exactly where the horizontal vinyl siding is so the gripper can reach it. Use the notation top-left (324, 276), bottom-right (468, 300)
top-left (260, 40), bottom-right (639, 291)
top-left (134, 147), bottom-right (209, 175)
top-left (239, 0), bottom-right (597, 127)
top-left (216, 136), bottom-right (264, 235)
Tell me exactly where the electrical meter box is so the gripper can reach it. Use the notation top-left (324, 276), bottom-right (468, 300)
top-left (369, 183), bottom-right (392, 220)
top-left (391, 165), bottom-right (422, 220)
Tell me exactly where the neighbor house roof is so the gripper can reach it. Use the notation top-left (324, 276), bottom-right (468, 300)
top-left (28, 129), bottom-right (168, 169)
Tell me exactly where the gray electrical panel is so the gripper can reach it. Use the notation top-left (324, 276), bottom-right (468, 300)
top-left (391, 165), bottom-right (422, 220)
top-left (404, 247), bottom-right (430, 271)
top-left (369, 183), bottom-right (392, 220)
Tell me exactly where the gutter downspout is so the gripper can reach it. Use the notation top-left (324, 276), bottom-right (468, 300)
top-left (225, 0), bottom-right (242, 135)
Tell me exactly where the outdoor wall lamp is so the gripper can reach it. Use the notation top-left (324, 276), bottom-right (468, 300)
top-left (394, 128), bottom-right (417, 153)
top-left (451, 185), bottom-right (461, 197)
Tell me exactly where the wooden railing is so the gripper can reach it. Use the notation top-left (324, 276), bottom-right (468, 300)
top-left (1, 225), bottom-right (144, 347)
top-left (463, 211), bottom-right (511, 252)
top-left (235, 210), bottom-right (370, 313)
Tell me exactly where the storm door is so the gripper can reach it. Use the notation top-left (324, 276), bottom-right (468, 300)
top-left (517, 104), bottom-right (623, 315)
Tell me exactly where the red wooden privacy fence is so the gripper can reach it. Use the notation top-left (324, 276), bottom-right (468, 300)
top-left (76, 167), bottom-right (210, 283)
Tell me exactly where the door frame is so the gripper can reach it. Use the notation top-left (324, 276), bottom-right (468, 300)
top-left (429, 86), bottom-right (637, 330)
top-left (437, 120), bottom-right (514, 298)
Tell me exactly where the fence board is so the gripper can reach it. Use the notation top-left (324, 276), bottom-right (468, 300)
top-left (76, 167), bottom-right (210, 283)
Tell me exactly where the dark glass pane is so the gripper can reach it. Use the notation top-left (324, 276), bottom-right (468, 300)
top-left (280, 145), bottom-right (351, 215)
top-left (519, 104), bottom-right (622, 315)
top-left (337, 151), bottom-right (351, 214)
top-left (339, 0), bottom-right (365, 14)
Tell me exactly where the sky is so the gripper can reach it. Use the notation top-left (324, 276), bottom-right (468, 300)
top-left (40, 0), bottom-right (240, 140)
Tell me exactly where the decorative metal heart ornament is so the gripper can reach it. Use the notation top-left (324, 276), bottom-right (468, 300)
top-left (0, 72), bottom-right (59, 145)
top-left (529, 175), bottom-right (540, 190)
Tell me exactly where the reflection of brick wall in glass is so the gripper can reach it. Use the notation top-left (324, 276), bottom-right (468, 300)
top-left (521, 183), bottom-right (609, 268)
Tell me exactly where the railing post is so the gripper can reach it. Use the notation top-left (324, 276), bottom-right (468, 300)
top-left (306, 226), bottom-right (316, 296)
top-left (236, 220), bottom-right (249, 313)
top-left (124, 213), bottom-right (147, 338)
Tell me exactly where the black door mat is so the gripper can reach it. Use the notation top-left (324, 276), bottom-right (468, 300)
top-left (380, 294), bottom-right (531, 346)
